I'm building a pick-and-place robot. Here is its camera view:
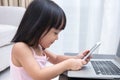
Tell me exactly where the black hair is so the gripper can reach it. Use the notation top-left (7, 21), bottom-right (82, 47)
top-left (12, 0), bottom-right (66, 48)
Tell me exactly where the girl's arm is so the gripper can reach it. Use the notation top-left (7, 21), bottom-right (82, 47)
top-left (45, 49), bottom-right (90, 64)
top-left (12, 42), bottom-right (87, 80)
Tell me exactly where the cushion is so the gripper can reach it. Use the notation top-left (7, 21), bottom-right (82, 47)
top-left (0, 45), bottom-right (13, 72)
top-left (0, 24), bottom-right (17, 47)
top-left (0, 6), bottom-right (25, 27)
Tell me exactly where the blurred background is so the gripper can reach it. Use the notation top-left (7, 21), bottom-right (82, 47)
top-left (51, 0), bottom-right (120, 55)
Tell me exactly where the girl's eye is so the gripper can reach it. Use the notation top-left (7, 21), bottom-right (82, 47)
top-left (54, 32), bottom-right (58, 35)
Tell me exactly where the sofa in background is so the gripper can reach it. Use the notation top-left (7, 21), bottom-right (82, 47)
top-left (0, 6), bottom-right (25, 72)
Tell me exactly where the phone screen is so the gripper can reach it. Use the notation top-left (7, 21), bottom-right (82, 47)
top-left (83, 42), bottom-right (101, 60)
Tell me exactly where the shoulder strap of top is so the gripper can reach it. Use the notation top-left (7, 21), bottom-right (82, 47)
top-left (30, 47), bottom-right (36, 56)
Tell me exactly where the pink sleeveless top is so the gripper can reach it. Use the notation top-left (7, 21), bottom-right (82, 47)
top-left (10, 46), bottom-right (48, 80)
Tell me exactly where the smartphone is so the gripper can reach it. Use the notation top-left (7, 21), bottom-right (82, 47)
top-left (83, 41), bottom-right (101, 60)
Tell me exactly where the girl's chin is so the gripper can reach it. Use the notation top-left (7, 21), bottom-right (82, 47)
top-left (48, 44), bottom-right (51, 48)
top-left (46, 44), bottom-right (51, 48)
top-left (43, 43), bottom-right (53, 48)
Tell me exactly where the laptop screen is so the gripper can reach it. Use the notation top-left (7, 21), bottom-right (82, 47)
top-left (116, 40), bottom-right (120, 57)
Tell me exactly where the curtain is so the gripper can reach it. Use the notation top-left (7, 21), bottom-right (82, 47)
top-left (50, 0), bottom-right (120, 55)
top-left (0, 0), bottom-right (33, 8)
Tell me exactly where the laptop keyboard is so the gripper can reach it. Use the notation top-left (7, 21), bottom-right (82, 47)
top-left (91, 61), bottom-right (120, 75)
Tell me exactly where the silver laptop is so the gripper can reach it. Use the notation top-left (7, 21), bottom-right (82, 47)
top-left (67, 41), bottom-right (120, 79)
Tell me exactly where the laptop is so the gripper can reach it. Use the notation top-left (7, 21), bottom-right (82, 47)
top-left (66, 41), bottom-right (120, 79)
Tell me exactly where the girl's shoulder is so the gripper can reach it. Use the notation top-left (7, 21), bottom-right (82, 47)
top-left (11, 42), bottom-right (33, 67)
top-left (12, 42), bottom-right (32, 56)
top-left (13, 42), bottom-right (28, 48)
top-left (13, 42), bottom-right (29, 50)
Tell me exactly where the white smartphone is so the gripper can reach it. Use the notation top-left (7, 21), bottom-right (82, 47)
top-left (83, 41), bottom-right (101, 60)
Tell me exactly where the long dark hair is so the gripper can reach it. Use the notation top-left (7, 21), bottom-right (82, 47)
top-left (12, 0), bottom-right (66, 48)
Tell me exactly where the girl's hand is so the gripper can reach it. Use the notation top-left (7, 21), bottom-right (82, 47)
top-left (65, 59), bottom-right (87, 71)
top-left (76, 50), bottom-right (91, 64)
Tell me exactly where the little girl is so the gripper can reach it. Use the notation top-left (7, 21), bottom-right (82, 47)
top-left (10, 0), bottom-right (90, 80)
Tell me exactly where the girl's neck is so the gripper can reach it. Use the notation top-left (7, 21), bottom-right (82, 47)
top-left (33, 45), bottom-right (44, 56)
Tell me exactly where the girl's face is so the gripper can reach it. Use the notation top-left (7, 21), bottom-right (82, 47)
top-left (39, 28), bottom-right (61, 48)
